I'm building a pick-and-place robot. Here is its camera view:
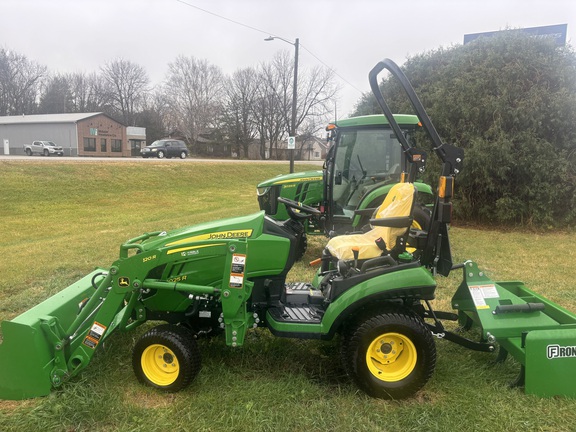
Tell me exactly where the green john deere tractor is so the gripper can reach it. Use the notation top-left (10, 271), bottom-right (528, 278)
top-left (256, 114), bottom-right (434, 238)
top-left (1, 59), bottom-right (575, 401)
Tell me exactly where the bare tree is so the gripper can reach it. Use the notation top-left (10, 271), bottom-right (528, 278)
top-left (295, 64), bottom-right (338, 131)
top-left (101, 58), bottom-right (149, 125)
top-left (39, 73), bottom-right (73, 113)
top-left (68, 72), bottom-right (113, 113)
top-left (258, 50), bottom-right (339, 160)
top-left (252, 68), bottom-right (285, 159)
top-left (221, 67), bottom-right (260, 158)
top-left (0, 49), bottom-right (47, 116)
top-left (163, 56), bottom-right (224, 151)
top-left (135, 90), bottom-right (171, 143)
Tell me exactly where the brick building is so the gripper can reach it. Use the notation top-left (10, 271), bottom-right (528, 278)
top-left (0, 112), bottom-right (146, 157)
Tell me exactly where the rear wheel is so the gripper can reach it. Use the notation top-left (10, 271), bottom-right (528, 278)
top-left (411, 204), bottom-right (431, 231)
top-left (133, 324), bottom-right (201, 391)
top-left (180, 151), bottom-right (187, 159)
top-left (343, 310), bottom-right (436, 399)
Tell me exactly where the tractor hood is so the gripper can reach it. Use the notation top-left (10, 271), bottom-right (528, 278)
top-left (257, 170), bottom-right (322, 189)
top-left (138, 211), bottom-right (266, 253)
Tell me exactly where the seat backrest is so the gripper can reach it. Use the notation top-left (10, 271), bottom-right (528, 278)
top-left (325, 182), bottom-right (415, 260)
top-left (371, 182), bottom-right (416, 249)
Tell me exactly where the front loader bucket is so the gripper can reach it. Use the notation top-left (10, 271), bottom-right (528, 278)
top-left (0, 270), bottom-right (102, 400)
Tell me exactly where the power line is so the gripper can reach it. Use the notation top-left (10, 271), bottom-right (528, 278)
top-left (175, 0), bottom-right (363, 95)
top-left (175, 0), bottom-right (274, 37)
top-left (299, 44), bottom-right (364, 95)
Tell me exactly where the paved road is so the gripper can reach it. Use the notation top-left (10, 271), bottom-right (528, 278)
top-left (0, 155), bottom-right (323, 165)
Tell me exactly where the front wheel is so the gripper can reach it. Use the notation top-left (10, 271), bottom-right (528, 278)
top-left (157, 150), bottom-right (165, 159)
top-left (180, 151), bottom-right (187, 159)
top-left (343, 310), bottom-right (436, 399)
top-left (25, 148), bottom-right (32, 156)
top-left (132, 324), bottom-right (201, 391)
top-left (43, 149), bottom-right (49, 156)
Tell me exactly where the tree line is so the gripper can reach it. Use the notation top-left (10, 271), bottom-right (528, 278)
top-left (353, 32), bottom-right (576, 227)
top-left (0, 48), bottom-right (339, 159)
top-left (3, 33), bottom-right (574, 226)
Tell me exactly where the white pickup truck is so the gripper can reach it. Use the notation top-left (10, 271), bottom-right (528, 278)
top-left (24, 141), bottom-right (64, 156)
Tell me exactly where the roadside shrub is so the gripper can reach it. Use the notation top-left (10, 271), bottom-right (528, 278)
top-left (354, 32), bottom-right (576, 227)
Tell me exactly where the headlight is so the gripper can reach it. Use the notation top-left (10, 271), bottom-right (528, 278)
top-left (151, 148), bottom-right (158, 152)
top-left (256, 187), bottom-right (270, 196)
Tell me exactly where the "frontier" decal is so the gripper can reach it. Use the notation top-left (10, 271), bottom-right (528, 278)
top-left (547, 344), bottom-right (576, 359)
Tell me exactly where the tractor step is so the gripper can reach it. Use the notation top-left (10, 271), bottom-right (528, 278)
top-left (267, 305), bottom-right (323, 324)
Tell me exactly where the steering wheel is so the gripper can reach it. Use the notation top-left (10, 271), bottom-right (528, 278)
top-left (277, 197), bottom-right (321, 221)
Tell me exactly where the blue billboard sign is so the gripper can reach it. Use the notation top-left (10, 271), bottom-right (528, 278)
top-left (464, 24), bottom-right (567, 46)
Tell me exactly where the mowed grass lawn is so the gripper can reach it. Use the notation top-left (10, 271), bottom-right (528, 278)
top-left (1, 160), bottom-right (576, 432)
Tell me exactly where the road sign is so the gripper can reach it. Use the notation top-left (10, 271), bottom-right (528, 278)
top-left (287, 136), bottom-right (296, 150)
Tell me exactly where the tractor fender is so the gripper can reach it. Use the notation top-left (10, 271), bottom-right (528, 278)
top-left (352, 181), bottom-right (433, 228)
top-left (319, 265), bottom-right (436, 339)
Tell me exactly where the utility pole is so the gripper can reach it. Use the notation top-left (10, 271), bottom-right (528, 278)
top-left (265, 36), bottom-right (299, 173)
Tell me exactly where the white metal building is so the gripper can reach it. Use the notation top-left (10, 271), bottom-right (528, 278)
top-left (0, 113), bottom-right (146, 157)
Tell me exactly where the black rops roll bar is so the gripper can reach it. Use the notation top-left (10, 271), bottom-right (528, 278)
top-left (368, 59), bottom-right (464, 178)
top-left (368, 59), bottom-right (465, 276)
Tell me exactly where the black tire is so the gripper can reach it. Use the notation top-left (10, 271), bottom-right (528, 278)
top-left (412, 204), bottom-right (431, 231)
top-left (180, 151), bottom-right (187, 159)
top-left (25, 148), bottom-right (32, 156)
top-left (343, 310), bottom-right (436, 399)
top-left (43, 149), bottom-right (49, 156)
top-left (132, 324), bottom-right (201, 392)
top-left (157, 150), bottom-right (165, 159)
top-left (295, 232), bottom-right (308, 261)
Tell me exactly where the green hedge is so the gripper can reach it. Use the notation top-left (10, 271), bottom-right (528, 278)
top-left (355, 32), bottom-right (576, 227)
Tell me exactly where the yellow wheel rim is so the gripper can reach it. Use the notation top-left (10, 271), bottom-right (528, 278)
top-left (141, 344), bottom-right (180, 386)
top-left (407, 220), bottom-right (423, 254)
top-left (366, 332), bottom-right (417, 382)
top-left (411, 220), bottom-right (422, 230)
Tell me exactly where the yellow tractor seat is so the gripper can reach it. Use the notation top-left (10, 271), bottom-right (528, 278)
top-left (325, 182), bottom-right (416, 260)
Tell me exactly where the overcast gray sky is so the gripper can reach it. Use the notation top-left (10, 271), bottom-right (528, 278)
top-left (1, 0), bottom-right (574, 118)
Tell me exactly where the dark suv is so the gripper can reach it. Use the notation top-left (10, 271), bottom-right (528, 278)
top-left (140, 140), bottom-right (189, 159)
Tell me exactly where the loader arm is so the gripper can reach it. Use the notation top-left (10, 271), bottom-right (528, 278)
top-left (0, 226), bottom-right (260, 399)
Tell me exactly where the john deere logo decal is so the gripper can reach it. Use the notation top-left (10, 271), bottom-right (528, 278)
top-left (165, 230), bottom-right (253, 246)
top-left (207, 230), bottom-right (252, 240)
top-left (118, 277), bottom-right (130, 287)
top-left (547, 344), bottom-right (576, 359)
